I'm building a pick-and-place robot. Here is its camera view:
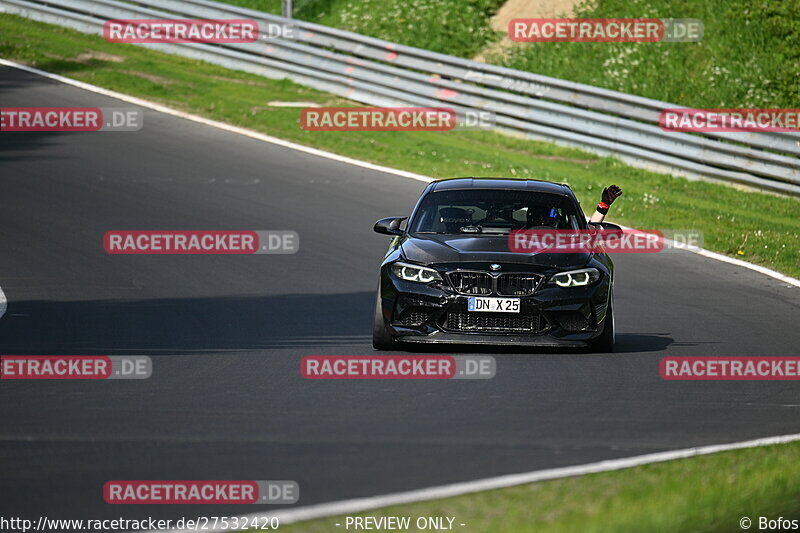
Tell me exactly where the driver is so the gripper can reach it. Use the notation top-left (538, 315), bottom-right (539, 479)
top-left (526, 205), bottom-right (561, 228)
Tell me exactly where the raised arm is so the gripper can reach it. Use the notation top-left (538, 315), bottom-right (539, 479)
top-left (589, 184), bottom-right (623, 223)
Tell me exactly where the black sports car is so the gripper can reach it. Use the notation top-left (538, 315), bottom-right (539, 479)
top-left (372, 178), bottom-right (618, 352)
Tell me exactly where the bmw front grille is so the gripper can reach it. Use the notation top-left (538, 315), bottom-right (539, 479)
top-left (447, 271), bottom-right (542, 296)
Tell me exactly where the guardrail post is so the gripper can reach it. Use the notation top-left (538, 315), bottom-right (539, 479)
top-left (282, 0), bottom-right (292, 18)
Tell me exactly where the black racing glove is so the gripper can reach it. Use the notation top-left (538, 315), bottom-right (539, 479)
top-left (597, 184), bottom-right (623, 215)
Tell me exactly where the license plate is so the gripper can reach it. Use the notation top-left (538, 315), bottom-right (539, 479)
top-left (467, 297), bottom-right (520, 313)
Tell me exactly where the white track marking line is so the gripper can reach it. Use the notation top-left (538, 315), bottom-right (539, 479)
top-left (1, 58), bottom-right (796, 288)
top-left (608, 222), bottom-right (800, 289)
top-left (137, 432), bottom-right (800, 532)
top-left (0, 59), bottom-right (433, 185)
top-left (678, 244), bottom-right (800, 288)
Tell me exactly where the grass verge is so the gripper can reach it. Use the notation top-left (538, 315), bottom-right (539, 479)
top-left (1, 14), bottom-right (798, 277)
top-left (498, 0), bottom-right (800, 109)
top-left (270, 440), bottom-right (800, 533)
top-left (218, 0), bottom-right (505, 58)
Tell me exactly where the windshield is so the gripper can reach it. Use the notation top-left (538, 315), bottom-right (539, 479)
top-left (410, 189), bottom-right (583, 234)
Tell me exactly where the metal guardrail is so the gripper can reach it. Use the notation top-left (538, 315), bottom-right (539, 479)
top-left (2, 0), bottom-right (799, 196)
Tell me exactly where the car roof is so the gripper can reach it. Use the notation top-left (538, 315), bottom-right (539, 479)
top-left (429, 177), bottom-right (573, 196)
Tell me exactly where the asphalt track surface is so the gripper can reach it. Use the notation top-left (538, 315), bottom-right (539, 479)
top-left (1, 65), bottom-right (799, 523)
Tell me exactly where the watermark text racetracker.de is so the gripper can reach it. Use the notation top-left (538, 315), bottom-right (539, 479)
top-left (103, 18), bottom-right (297, 43)
top-left (508, 229), bottom-right (704, 253)
top-left (300, 107), bottom-right (496, 131)
top-left (1, 107), bottom-right (143, 132)
top-left (301, 355), bottom-right (495, 379)
top-left (509, 18), bottom-right (703, 42)
top-left (103, 230), bottom-right (299, 254)
top-left (104, 19), bottom-right (258, 43)
top-left (0, 356), bottom-right (151, 380)
top-left (661, 357), bottom-right (800, 380)
top-left (103, 480), bottom-right (298, 505)
top-left (660, 108), bottom-right (800, 132)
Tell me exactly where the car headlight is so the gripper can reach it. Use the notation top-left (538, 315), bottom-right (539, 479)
top-left (549, 268), bottom-right (600, 288)
top-left (391, 262), bottom-right (442, 283)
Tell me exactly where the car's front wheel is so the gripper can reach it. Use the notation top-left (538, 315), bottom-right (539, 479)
top-left (589, 292), bottom-right (615, 353)
top-left (372, 290), bottom-right (398, 350)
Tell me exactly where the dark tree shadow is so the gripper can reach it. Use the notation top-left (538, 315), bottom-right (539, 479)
top-left (0, 291), bottom-right (682, 355)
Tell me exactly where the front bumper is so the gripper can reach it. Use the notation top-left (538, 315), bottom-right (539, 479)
top-left (378, 264), bottom-right (611, 347)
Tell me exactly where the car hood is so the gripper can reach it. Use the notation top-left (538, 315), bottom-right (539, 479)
top-left (401, 233), bottom-right (591, 268)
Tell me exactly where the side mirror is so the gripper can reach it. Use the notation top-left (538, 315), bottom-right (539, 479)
top-left (588, 221), bottom-right (622, 231)
top-left (374, 216), bottom-right (407, 236)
